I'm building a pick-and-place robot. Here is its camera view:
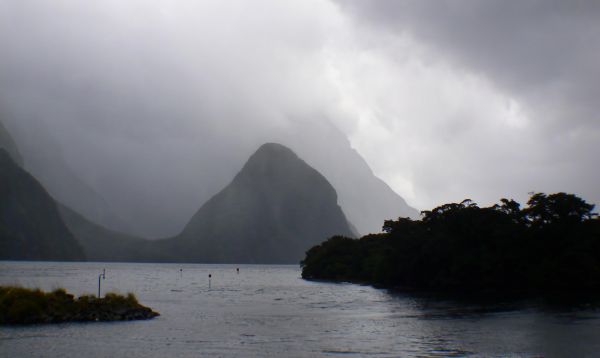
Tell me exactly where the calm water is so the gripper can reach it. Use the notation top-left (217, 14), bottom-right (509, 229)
top-left (1, 262), bottom-right (599, 357)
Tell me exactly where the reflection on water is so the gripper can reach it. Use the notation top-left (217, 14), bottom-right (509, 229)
top-left (1, 261), bottom-right (599, 357)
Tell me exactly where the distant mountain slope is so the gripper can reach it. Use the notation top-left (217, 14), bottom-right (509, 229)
top-left (281, 121), bottom-right (420, 235)
top-left (173, 143), bottom-right (355, 263)
top-left (0, 118), bottom-right (168, 261)
top-left (1, 119), bottom-right (131, 235)
top-left (57, 204), bottom-right (173, 262)
top-left (2, 115), bottom-right (417, 238)
top-left (1, 139), bottom-right (357, 263)
top-left (0, 120), bottom-right (23, 167)
top-left (0, 150), bottom-right (85, 261)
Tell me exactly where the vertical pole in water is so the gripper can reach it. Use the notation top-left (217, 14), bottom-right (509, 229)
top-left (180, 268), bottom-right (183, 278)
top-left (98, 269), bottom-right (106, 298)
top-left (209, 274), bottom-right (212, 289)
top-left (236, 268), bottom-right (239, 275)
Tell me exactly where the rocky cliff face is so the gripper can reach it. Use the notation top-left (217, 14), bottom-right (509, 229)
top-left (173, 143), bottom-right (355, 263)
top-left (0, 150), bottom-right (85, 261)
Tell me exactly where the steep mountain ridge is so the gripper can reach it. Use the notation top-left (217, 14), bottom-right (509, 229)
top-left (0, 150), bottom-right (85, 261)
top-left (1, 118), bottom-right (131, 234)
top-left (173, 143), bottom-right (355, 263)
top-left (3, 116), bottom-right (418, 238)
top-left (2, 142), bottom-right (356, 264)
top-left (0, 120), bottom-right (23, 167)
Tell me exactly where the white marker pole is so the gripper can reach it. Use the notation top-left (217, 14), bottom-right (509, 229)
top-left (98, 269), bottom-right (106, 298)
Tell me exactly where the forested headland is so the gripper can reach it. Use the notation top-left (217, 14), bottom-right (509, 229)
top-left (301, 193), bottom-right (600, 297)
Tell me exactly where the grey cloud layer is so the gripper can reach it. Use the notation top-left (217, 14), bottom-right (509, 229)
top-left (338, 1), bottom-right (600, 127)
top-left (335, 0), bottom-right (599, 206)
top-left (0, 0), bottom-right (344, 236)
top-left (0, 0), bottom-right (597, 237)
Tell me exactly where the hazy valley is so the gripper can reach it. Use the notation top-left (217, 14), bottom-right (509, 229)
top-left (0, 119), bottom-right (412, 263)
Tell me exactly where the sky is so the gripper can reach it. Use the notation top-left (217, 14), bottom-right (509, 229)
top-left (1, 0), bottom-right (598, 218)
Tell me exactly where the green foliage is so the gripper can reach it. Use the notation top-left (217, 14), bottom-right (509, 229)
top-left (301, 192), bottom-right (600, 295)
top-left (0, 286), bottom-right (47, 324)
top-left (0, 286), bottom-right (156, 325)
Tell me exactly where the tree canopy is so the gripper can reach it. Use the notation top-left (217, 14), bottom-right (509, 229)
top-left (301, 192), bottom-right (600, 296)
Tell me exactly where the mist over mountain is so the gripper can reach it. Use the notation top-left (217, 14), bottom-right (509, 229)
top-left (0, 0), bottom-right (419, 239)
top-left (57, 203), bottom-right (173, 262)
top-left (1, 119), bottom-right (131, 235)
top-left (16, 142), bottom-right (356, 264)
top-left (2, 114), bottom-right (396, 263)
top-left (279, 121), bottom-right (419, 234)
top-left (0, 120), bottom-right (23, 167)
top-left (1, 1), bottom-right (598, 243)
top-left (2, 115), bottom-right (416, 238)
top-left (0, 149), bottom-right (85, 261)
top-left (172, 143), bottom-right (355, 263)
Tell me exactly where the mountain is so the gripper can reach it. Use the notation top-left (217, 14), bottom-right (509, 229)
top-left (0, 118), bottom-right (131, 235)
top-left (58, 142), bottom-right (356, 264)
top-left (0, 149), bottom-right (85, 261)
top-left (2, 115), bottom-right (417, 238)
top-left (57, 204), bottom-right (173, 262)
top-left (0, 118), bottom-right (163, 261)
top-left (1, 137), bottom-right (357, 263)
top-left (172, 143), bottom-right (355, 263)
top-left (0, 120), bottom-right (23, 167)
top-left (281, 121), bottom-right (420, 235)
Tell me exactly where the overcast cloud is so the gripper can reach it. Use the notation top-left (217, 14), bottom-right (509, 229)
top-left (332, 0), bottom-right (600, 207)
top-left (0, 0), bottom-right (598, 233)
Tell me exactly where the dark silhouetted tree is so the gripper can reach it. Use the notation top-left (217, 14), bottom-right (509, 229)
top-left (302, 192), bottom-right (600, 297)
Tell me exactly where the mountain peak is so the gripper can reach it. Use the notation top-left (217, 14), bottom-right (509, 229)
top-left (246, 142), bottom-right (299, 164)
top-left (175, 143), bottom-right (355, 263)
top-left (233, 143), bottom-right (337, 201)
top-left (256, 142), bottom-right (295, 153)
